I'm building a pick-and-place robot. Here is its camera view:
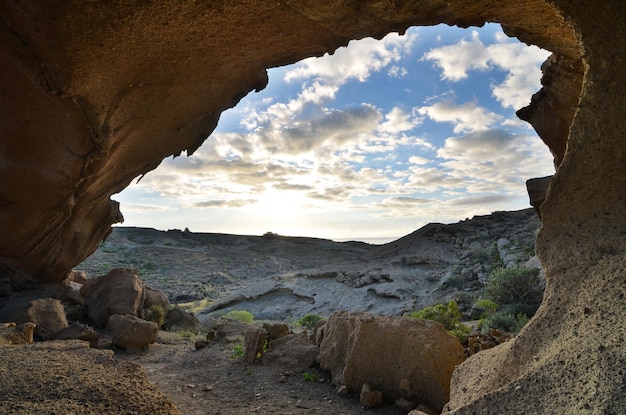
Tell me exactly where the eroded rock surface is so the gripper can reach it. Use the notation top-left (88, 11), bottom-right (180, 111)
top-left (1, 0), bottom-right (625, 413)
top-left (318, 311), bottom-right (466, 412)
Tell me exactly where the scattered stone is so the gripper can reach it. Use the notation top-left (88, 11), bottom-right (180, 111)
top-left (360, 383), bottom-right (383, 408)
top-left (163, 305), bottom-right (202, 334)
top-left (194, 339), bottom-right (210, 350)
top-left (62, 281), bottom-right (85, 305)
top-left (263, 322), bottom-right (290, 340)
top-left (106, 314), bottom-right (158, 353)
top-left (277, 375), bottom-right (287, 383)
top-left (415, 403), bottom-right (438, 415)
top-left (52, 322), bottom-right (100, 347)
top-left (262, 333), bottom-right (319, 372)
top-left (81, 268), bottom-right (145, 327)
top-left (243, 327), bottom-right (267, 364)
top-left (64, 269), bottom-right (87, 285)
top-left (337, 385), bottom-right (350, 396)
top-left (0, 322), bottom-right (36, 345)
top-left (396, 397), bottom-right (417, 411)
top-left (318, 311), bottom-right (465, 412)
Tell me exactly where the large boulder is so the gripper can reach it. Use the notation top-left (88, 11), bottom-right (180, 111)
top-left (318, 311), bottom-right (465, 412)
top-left (81, 268), bottom-right (145, 327)
top-left (143, 286), bottom-right (170, 328)
top-left (106, 314), bottom-right (158, 353)
top-left (262, 333), bottom-right (319, 372)
top-left (0, 295), bottom-right (68, 340)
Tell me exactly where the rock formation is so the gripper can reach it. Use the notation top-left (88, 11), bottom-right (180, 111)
top-left (1, 0), bottom-right (625, 413)
top-left (318, 311), bottom-right (466, 412)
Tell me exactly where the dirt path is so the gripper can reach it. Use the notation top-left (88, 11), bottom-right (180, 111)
top-left (121, 333), bottom-right (406, 415)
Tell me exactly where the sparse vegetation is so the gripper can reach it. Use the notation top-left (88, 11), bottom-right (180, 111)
top-left (478, 266), bottom-right (544, 333)
top-left (484, 266), bottom-right (543, 306)
top-left (296, 314), bottom-right (325, 329)
top-left (302, 372), bottom-right (318, 382)
top-left (223, 310), bottom-right (254, 324)
top-left (231, 343), bottom-right (244, 359)
top-left (406, 300), bottom-right (471, 343)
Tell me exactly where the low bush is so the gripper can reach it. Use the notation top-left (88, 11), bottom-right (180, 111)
top-left (223, 310), bottom-right (254, 324)
top-left (485, 266), bottom-right (543, 307)
top-left (406, 300), bottom-right (471, 343)
top-left (296, 314), bottom-right (325, 329)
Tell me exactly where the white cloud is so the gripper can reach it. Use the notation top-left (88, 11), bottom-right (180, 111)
top-left (378, 107), bottom-right (421, 133)
top-left (422, 31), bottom-right (490, 81)
top-left (416, 101), bottom-right (502, 133)
top-left (284, 30), bottom-right (417, 86)
top-left (423, 29), bottom-right (550, 109)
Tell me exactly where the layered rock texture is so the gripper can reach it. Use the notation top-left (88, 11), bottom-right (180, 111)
top-left (1, 0), bottom-right (625, 413)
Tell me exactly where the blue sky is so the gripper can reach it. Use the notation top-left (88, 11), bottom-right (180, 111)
top-left (115, 24), bottom-right (553, 243)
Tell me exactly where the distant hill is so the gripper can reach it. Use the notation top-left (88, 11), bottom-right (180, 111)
top-left (78, 208), bottom-right (541, 319)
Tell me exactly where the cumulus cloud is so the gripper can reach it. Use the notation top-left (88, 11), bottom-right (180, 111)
top-left (284, 31), bottom-right (417, 85)
top-left (423, 29), bottom-right (550, 109)
top-left (416, 101), bottom-right (502, 133)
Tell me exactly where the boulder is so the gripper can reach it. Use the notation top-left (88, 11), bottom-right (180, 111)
top-left (81, 269), bottom-right (145, 327)
top-left (263, 322), bottom-right (290, 340)
top-left (0, 322), bottom-right (36, 345)
top-left (106, 314), bottom-right (158, 353)
top-left (162, 306), bottom-right (202, 334)
top-left (0, 296), bottom-right (68, 340)
top-left (262, 333), bottom-right (319, 372)
top-left (25, 298), bottom-right (69, 340)
top-left (243, 327), bottom-right (267, 364)
top-left (52, 322), bottom-right (100, 347)
top-left (143, 286), bottom-right (170, 328)
top-left (360, 383), bottom-right (383, 408)
top-left (318, 311), bottom-right (465, 412)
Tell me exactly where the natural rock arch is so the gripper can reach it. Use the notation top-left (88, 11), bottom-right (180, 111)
top-left (1, 1), bottom-right (625, 413)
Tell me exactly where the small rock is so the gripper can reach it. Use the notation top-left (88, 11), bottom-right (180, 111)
top-left (395, 397), bottom-right (417, 411)
top-left (337, 385), bottom-right (349, 396)
top-left (360, 383), bottom-right (383, 408)
top-left (278, 375), bottom-right (287, 383)
top-left (194, 339), bottom-right (210, 350)
top-left (0, 322), bottom-right (36, 345)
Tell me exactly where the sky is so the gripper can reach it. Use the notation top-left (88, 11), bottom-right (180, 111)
top-left (115, 23), bottom-right (553, 243)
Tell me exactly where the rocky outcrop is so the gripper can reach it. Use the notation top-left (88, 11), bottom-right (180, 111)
top-left (81, 268), bottom-right (145, 327)
top-left (318, 311), bottom-right (465, 412)
top-left (1, 1), bottom-right (625, 413)
top-left (0, 322), bottom-right (36, 345)
top-left (106, 314), bottom-right (158, 353)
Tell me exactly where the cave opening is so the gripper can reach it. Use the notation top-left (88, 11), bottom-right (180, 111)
top-left (113, 23), bottom-right (554, 244)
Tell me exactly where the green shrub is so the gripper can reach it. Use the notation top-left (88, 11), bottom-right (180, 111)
top-left (223, 310), bottom-right (254, 324)
top-left (407, 300), bottom-right (463, 331)
top-left (297, 314), bottom-right (325, 329)
top-left (407, 300), bottom-right (471, 343)
top-left (485, 266), bottom-right (543, 307)
top-left (144, 304), bottom-right (168, 328)
top-left (231, 343), bottom-right (244, 359)
top-left (480, 310), bottom-right (529, 334)
top-left (474, 298), bottom-right (498, 316)
top-left (302, 372), bottom-right (318, 382)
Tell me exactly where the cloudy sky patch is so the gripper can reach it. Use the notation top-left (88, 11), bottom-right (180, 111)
top-left (116, 24), bottom-right (553, 242)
